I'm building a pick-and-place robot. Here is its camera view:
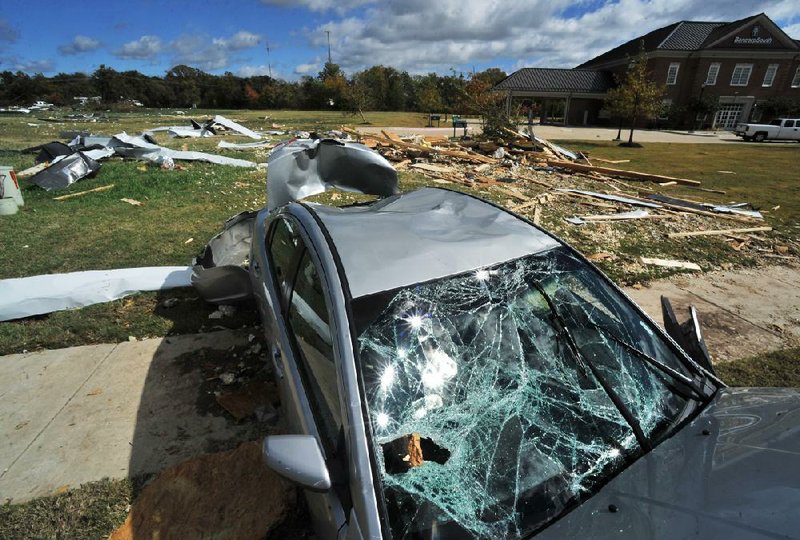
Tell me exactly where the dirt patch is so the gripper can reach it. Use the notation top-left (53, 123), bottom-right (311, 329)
top-left (625, 263), bottom-right (800, 362)
top-left (110, 440), bottom-right (294, 540)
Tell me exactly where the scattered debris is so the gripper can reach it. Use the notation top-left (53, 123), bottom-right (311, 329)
top-left (557, 189), bottom-right (662, 209)
top-left (161, 297), bottom-right (179, 308)
top-left (648, 194), bottom-right (763, 221)
top-left (120, 198), bottom-right (143, 206)
top-left (668, 226), bottom-right (773, 239)
top-left (215, 381), bottom-right (276, 420)
top-left (212, 115), bottom-right (262, 140)
top-left (29, 152), bottom-right (101, 191)
top-left (548, 160), bottom-right (701, 186)
top-left (640, 257), bottom-right (701, 271)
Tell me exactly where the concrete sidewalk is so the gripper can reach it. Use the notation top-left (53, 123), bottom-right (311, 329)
top-left (0, 329), bottom-right (259, 503)
top-left (0, 265), bottom-right (797, 504)
top-left (357, 124), bottom-right (790, 144)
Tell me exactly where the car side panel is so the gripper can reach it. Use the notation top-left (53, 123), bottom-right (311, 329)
top-left (252, 209), bottom-right (347, 539)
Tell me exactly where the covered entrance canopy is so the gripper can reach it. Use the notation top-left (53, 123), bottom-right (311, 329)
top-left (494, 68), bottom-right (615, 126)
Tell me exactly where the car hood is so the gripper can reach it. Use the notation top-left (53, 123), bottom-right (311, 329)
top-left (537, 387), bottom-right (800, 540)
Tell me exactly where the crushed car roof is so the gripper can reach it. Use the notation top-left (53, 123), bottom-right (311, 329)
top-left (306, 187), bottom-right (560, 298)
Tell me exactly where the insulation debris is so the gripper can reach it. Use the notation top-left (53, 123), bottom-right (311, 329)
top-left (640, 257), bottom-right (701, 271)
top-left (0, 266), bottom-right (192, 321)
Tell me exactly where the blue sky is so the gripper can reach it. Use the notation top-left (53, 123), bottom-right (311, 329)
top-left (1, 0), bottom-right (798, 79)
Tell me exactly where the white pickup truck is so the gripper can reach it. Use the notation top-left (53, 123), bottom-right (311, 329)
top-left (734, 118), bottom-right (800, 142)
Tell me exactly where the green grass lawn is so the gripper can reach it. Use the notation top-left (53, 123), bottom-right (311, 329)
top-left (0, 112), bottom-right (797, 355)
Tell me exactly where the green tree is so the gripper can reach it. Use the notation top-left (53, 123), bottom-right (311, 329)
top-left (604, 45), bottom-right (665, 146)
top-left (416, 74), bottom-right (443, 113)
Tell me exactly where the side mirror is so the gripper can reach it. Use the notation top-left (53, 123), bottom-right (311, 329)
top-left (262, 435), bottom-right (331, 492)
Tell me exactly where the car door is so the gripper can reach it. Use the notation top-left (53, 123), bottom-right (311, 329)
top-left (780, 119), bottom-right (796, 140)
top-left (264, 216), bottom-right (351, 539)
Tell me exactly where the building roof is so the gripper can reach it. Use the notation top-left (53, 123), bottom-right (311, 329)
top-left (308, 188), bottom-right (559, 298)
top-left (659, 22), bottom-right (727, 49)
top-left (577, 13), bottom-right (797, 68)
top-left (493, 68), bottom-right (615, 94)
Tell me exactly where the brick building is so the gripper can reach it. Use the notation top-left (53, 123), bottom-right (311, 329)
top-left (496, 13), bottom-right (800, 129)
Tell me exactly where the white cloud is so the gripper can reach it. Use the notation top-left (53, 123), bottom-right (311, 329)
top-left (1, 57), bottom-right (55, 73)
top-left (114, 35), bottom-right (163, 59)
top-left (236, 64), bottom-right (283, 77)
top-left (58, 35), bottom-right (102, 55)
top-left (294, 61), bottom-right (320, 75)
top-left (213, 31), bottom-right (262, 51)
top-left (172, 30), bottom-right (262, 71)
top-left (299, 0), bottom-right (800, 73)
top-left (261, 0), bottom-right (376, 14)
top-left (782, 22), bottom-right (800, 39)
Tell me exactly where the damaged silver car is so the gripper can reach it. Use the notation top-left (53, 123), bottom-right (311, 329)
top-left (195, 139), bottom-right (800, 539)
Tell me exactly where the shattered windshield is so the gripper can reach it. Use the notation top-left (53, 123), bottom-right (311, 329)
top-left (354, 247), bottom-right (703, 539)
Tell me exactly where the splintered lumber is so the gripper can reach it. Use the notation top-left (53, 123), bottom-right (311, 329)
top-left (53, 184), bottom-right (114, 200)
top-left (16, 162), bottom-right (49, 177)
top-left (344, 127), bottom-right (496, 164)
top-left (409, 163), bottom-right (457, 175)
top-left (492, 185), bottom-right (530, 202)
top-left (547, 160), bottom-right (701, 187)
top-left (668, 226), bottom-right (772, 239)
top-left (640, 257), bottom-right (701, 271)
top-left (381, 130), bottom-right (404, 143)
top-left (533, 206), bottom-right (542, 225)
top-left (593, 158), bottom-right (630, 164)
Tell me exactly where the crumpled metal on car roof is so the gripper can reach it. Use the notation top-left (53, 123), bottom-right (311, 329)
top-left (266, 138), bottom-right (399, 210)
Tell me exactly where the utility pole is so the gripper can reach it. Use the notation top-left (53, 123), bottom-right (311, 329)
top-left (266, 41), bottom-right (272, 78)
top-left (326, 30), bottom-right (332, 64)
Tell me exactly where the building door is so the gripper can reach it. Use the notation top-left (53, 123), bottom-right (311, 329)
top-left (713, 104), bottom-right (744, 130)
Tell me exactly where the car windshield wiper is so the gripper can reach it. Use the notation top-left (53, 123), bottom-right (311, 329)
top-left (529, 281), bottom-right (652, 452)
top-left (581, 319), bottom-right (708, 401)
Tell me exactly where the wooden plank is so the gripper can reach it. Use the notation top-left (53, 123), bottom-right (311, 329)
top-left (492, 185), bottom-right (530, 202)
top-left (409, 163), bottom-right (457, 174)
top-left (381, 130), bottom-right (404, 143)
top-left (16, 162), bottom-right (49, 177)
top-left (345, 127), bottom-right (496, 164)
top-left (668, 226), bottom-right (772, 238)
top-left (547, 159), bottom-right (701, 186)
top-left (593, 158), bottom-right (630, 164)
top-left (533, 206), bottom-right (541, 225)
top-left (53, 184), bottom-right (114, 201)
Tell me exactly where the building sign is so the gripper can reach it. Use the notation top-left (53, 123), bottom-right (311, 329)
top-left (733, 24), bottom-right (773, 45)
top-left (734, 36), bottom-right (773, 45)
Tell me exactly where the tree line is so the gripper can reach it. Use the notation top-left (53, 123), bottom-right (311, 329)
top-left (0, 63), bottom-right (508, 115)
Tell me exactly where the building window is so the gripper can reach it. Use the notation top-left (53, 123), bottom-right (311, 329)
top-left (763, 64), bottom-right (778, 87)
top-left (730, 64), bottom-right (753, 86)
top-left (792, 66), bottom-right (800, 88)
top-left (666, 63), bottom-right (680, 85)
top-left (705, 63), bottom-right (720, 85)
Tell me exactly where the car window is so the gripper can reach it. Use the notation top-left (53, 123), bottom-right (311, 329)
top-left (770, 119), bottom-right (782, 126)
top-left (268, 217), bottom-right (302, 310)
top-left (288, 251), bottom-right (343, 454)
top-left (785, 120), bottom-right (795, 128)
top-left (354, 247), bottom-right (705, 539)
